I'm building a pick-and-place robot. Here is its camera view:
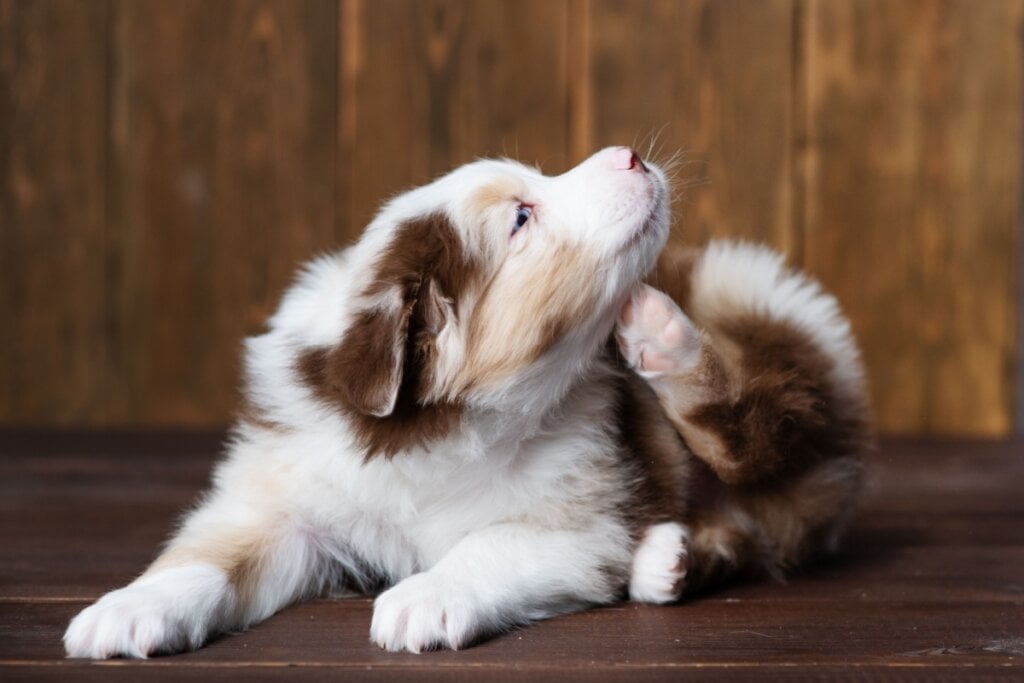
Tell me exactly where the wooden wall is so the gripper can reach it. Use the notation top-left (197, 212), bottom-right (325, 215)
top-left (1, 0), bottom-right (1021, 435)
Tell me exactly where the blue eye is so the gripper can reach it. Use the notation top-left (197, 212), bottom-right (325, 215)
top-left (512, 205), bottom-right (532, 236)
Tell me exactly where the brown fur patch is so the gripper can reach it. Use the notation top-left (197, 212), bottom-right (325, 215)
top-left (298, 345), bottom-right (465, 459)
top-left (330, 303), bottom-right (414, 417)
top-left (297, 213), bottom-right (479, 458)
top-left (649, 341), bottom-right (742, 483)
top-left (612, 363), bottom-right (693, 538)
top-left (683, 455), bottom-right (864, 594)
top-left (686, 315), bottom-right (869, 486)
top-left (146, 531), bottom-right (275, 612)
top-left (362, 213), bottom-right (480, 318)
top-left (679, 510), bottom-right (754, 591)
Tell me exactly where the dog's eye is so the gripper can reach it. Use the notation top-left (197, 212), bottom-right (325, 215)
top-left (512, 205), bottom-right (532, 236)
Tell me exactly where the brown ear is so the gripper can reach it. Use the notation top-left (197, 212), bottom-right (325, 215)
top-left (328, 287), bottom-right (418, 418)
top-left (324, 277), bottom-right (453, 418)
top-left (300, 213), bottom-right (472, 421)
top-left (417, 277), bottom-right (453, 338)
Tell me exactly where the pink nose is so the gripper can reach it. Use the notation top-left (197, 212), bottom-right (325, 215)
top-left (610, 147), bottom-right (646, 172)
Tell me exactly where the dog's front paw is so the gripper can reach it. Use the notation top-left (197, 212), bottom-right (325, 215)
top-left (617, 284), bottom-right (703, 377)
top-left (629, 521), bottom-right (689, 604)
top-left (370, 572), bottom-right (480, 653)
top-left (64, 565), bottom-right (231, 659)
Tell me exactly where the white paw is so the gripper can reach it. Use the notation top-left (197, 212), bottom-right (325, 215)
top-left (64, 565), bottom-right (232, 659)
top-left (617, 284), bottom-right (702, 377)
top-left (629, 522), bottom-right (689, 604)
top-left (370, 572), bottom-right (479, 653)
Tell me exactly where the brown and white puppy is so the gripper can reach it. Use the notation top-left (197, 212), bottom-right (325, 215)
top-left (64, 147), bottom-right (869, 658)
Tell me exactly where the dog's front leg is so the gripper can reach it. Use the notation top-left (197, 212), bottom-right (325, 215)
top-left (370, 521), bottom-right (629, 653)
top-left (64, 492), bottom-right (324, 659)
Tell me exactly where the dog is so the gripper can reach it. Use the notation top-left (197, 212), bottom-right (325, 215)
top-left (64, 147), bottom-right (869, 657)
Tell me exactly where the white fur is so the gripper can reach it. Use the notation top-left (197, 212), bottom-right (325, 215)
top-left (65, 148), bottom-right (669, 658)
top-left (629, 522), bottom-right (689, 604)
top-left (63, 565), bottom-right (235, 659)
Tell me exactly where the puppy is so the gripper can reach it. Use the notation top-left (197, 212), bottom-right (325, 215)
top-left (64, 147), bottom-right (868, 657)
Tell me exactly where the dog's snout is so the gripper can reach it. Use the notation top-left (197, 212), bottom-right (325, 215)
top-left (610, 147), bottom-right (647, 173)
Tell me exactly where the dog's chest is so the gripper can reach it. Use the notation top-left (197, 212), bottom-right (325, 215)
top-left (315, 424), bottom-right (621, 573)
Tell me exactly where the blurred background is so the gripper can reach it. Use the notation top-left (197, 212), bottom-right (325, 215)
top-left (1, 0), bottom-right (1020, 436)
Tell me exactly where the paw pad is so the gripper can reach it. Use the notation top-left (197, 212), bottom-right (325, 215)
top-left (617, 285), bottom-right (701, 376)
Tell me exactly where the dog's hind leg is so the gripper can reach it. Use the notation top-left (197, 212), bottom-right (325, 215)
top-left (619, 241), bottom-right (871, 588)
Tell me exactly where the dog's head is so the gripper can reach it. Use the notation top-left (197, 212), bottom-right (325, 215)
top-left (299, 147), bottom-right (669, 455)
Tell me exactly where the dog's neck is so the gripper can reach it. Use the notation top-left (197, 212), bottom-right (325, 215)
top-left (462, 319), bottom-right (621, 456)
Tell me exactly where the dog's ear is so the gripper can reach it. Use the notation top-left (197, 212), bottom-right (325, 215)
top-left (416, 277), bottom-right (453, 339)
top-left (328, 284), bottom-right (419, 418)
top-left (303, 214), bottom-right (472, 420)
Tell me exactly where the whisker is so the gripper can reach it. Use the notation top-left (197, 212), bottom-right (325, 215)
top-left (646, 122), bottom-right (669, 161)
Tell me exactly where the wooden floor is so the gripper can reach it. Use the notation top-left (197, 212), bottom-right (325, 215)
top-left (1, 432), bottom-right (1022, 681)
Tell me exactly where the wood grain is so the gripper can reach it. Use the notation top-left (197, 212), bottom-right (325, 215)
top-left (801, 0), bottom-right (1023, 435)
top-left (0, 1), bottom-right (1022, 435)
top-left (108, 0), bottom-right (337, 425)
top-left (0, 1), bottom-right (110, 424)
top-left (1, 663), bottom-right (1021, 683)
top-left (338, 0), bottom-right (571, 242)
top-left (1, 433), bottom-right (1022, 679)
top-left (582, 0), bottom-right (798, 252)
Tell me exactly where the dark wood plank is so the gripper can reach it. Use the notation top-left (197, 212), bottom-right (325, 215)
top-left (4, 666), bottom-right (1024, 683)
top-left (583, 0), bottom-right (797, 251)
top-left (337, 0), bottom-right (572, 242)
top-left (0, 429), bottom-right (225, 459)
top-left (0, 431), bottom-right (218, 599)
top-left (108, 0), bottom-right (337, 426)
top-left (801, 0), bottom-right (1024, 435)
top-left (0, 0), bottom-right (110, 424)
top-left (4, 600), bottom-right (1022, 673)
top-left (2, 436), bottom-right (1021, 602)
top-left (1, 434), bottom-right (1022, 683)
top-left (6, 507), bottom-right (1022, 603)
